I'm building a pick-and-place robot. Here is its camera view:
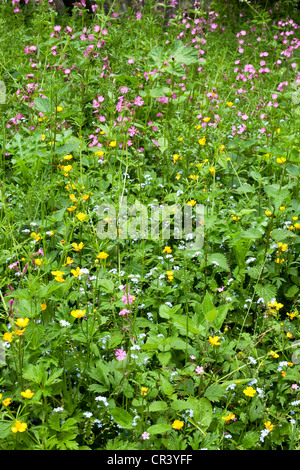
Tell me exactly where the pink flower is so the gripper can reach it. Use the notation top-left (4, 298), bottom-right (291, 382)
top-left (122, 293), bottom-right (135, 305)
top-left (134, 96), bottom-right (144, 107)
top-left (128, 59), bottom-right (134, 64)
top-left (195, 366), bottom-right (204, 375)
top-left (115, 349), bottom-right (127, 361)
top-left (119, 308), bottom-right (130, 316)
top-left (141, 432), bottom-right (150, 440)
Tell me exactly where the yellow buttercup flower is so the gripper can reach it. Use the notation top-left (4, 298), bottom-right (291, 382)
top-left (276, 157), bottom-right (286, 164)
top-left (2, 398), bottom-right (12, 406)
top-left (71, 267), bottom-right (81, 277)
top-left (3, 332), bottom-right (13, 343)
top-left (21, 389), bottom-right (34, 399)
top-left (243, 387), bottom-right (256, 398)
top-left (14, 318), bottom-right (29, 328)
top-left (41, 303), bottom-right (47, 311)
top-left (72, 242), bottom-right (84, 252)
top-left (208, 336), bottom-right (221, 347)
top-left (222, 413), bottom-right (236, 423)
top-left (163, 246), bottom-right (172, 254)
top-left (71, 309), bottom-right (86, 318)
top-left (187, 200), bottom-right (196, 206)
top-left (264, 421), bottom-right (273, 431)
top-left (62, 257), bottom-right (74, 267)
top-left (51, 270), bottom-right (65, 282)
top-left (198, 137), bottom-right (206, 146)
top-left (14, 328), bottom-right (26, 336)
top-left (140, 387), bottom-right (148, 397)
top-left (172, 420), bottom-right (184, 430)
top-left (97, 252), bottom-right (109, 259)
top-left (11, 421), bottom-right (27, 433)
top-left (109, 141), bottom-right (117, 147)
top-left (76, 213), bottom-right (87, 222)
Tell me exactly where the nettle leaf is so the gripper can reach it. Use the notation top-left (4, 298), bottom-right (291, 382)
top-left (149, 401), bottom-right (169, 412)
top-left (34, 97), bottom-right (55, 114)
top-left (255, 283), bottom-right (277, 303)
top-left (207, 253), bottom-right (229, 271)
top-left (204, 384), bottom-right (225, 402)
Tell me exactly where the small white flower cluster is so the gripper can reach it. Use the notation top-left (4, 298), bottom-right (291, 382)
top-left (95, 396), bottom-right (109, 407)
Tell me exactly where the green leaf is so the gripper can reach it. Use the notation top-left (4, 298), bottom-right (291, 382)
top-left (110, 408), bottom-right (133, 429)
top-left (97, 279), bottom-right (114, 293)
top-left (211, 303), bottom-right (232, 330)
top-left (34, 97), bottom-right (54, 114)
top-left (0, 421), bottom-right (13, 439)
top-left (159, 304), bottom-right (171, 319)
top-left (149, 401), bottom-right (169, 412)
top-left (160, 377), bottom-right (174, 396)
top-left (171, 314), bottom-right (203, 335)
top-left (147, 424), bottom-right (172, 435)
top-left (202, 292), bottom-right (217, 322)
top-left (207, 253), bottom-right (229, 271)
top-left (204, 384), bottom-right (225, 402)
top-left (22, 363), bottom-right (47, 385)
top-left (255, 283), bottom-right (277, 303)
top-left (157, 352), bottom-right (172, 367)
top-left (168, 40), bottom-right (199, 65)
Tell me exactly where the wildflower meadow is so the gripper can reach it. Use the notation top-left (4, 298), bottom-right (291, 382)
top-left (0, 0), bottom-right (300, 451)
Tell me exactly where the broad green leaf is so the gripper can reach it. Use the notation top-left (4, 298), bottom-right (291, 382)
top-left (147, 424), bottom-right (172, 435)
top-left (97, 279), bottom-right (114, 293)
top-left (204, 384), bottom-right (225, 402)
top-left (149, 401), bottom-right (169, 412)
top-left (110, 408), bottom-right (133, 429)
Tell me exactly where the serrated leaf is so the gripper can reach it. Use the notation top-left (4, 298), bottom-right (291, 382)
top-left (0, 422), bottom-right (13, 439)
top-left (149, 401), bottom-right (169, 412)
top-left (34, 97), bottom-right (54, 114)
top-left (241, 431), bottom-right (259, 449)
top-left (204, 384), bottom-right (225, 402)
top-left (207, 253), bottom-right (229, 271)
top-left (255, 283), bottom-right (277, 303)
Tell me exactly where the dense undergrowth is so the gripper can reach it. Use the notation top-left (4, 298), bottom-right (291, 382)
top-left (0, 0), bottom-right (300, 450)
